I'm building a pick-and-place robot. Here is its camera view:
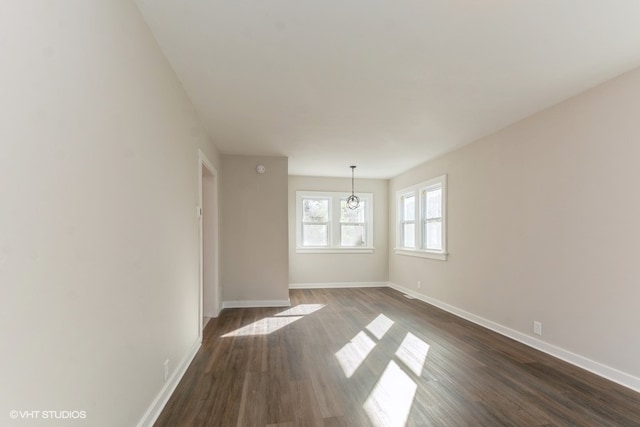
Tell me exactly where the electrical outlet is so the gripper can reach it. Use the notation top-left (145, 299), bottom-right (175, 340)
top-left (533, 321), bottom-right (543, 336)
top-left (163, 360), bottom-right (169, 382)
top-left (417, 280), bottom-right (421, 288)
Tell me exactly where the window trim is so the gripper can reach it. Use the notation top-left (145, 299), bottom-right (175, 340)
top-left (395, 175), bottom-right (448, 261)
top-left (296, 191), bottom-right (374, 253)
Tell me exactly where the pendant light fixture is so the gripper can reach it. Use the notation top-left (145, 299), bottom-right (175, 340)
top-left (346, 165), bottom-right (360, 210)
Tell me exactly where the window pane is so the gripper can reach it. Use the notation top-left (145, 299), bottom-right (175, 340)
top-left (341, 224), bottom-right (365, 247)
top-left (340, 200), bottom-right (365, 223)
top-left (302, 224), bottom-right (328, 246)
top-left (402, 223), bottom-right (415, 248)
top-left (402, 195), bottom-right (415, 221)
top-left (302, 199), bottom-right (329, 223)
top-left (424, 220), bottom-right (442, 250)
top-left (425, 188), bottom-right (442, 219)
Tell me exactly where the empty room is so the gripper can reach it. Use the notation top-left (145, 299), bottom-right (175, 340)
top-left (2, 1), bottom-right (640, 426)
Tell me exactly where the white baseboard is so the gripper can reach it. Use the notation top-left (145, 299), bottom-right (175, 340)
top-left (221, 299), bottom-right (291, 309)
top-left (387, 282), bottom-right (640, 394)
top-left (289, 281), bottom-right (388, 289)
top-left (136, 339), bottom-right (202, 427)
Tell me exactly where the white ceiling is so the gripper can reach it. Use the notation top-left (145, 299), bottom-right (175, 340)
top-left (135, 0), bottom-right (640, 179)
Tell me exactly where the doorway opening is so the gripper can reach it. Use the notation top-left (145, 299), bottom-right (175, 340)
top-left (198, 150), bottom-right (219, 341)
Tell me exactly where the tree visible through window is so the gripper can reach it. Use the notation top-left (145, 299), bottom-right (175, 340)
top-left (296, 191), bottom-right (374, 252)
top-left (340, 199), bottom-right (366, 247)
top-left (302, 198), bottom-right (329, 247)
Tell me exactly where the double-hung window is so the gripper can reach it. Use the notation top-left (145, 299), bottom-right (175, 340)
top-left (399, 193), bottom-right (416, 249)
top-left (340, 199), bottom-right (367, 247)
top-left (396, 175), bottom-right (447, 260)
top-left (297, 191), bottom-right (374, 253)
top-left (301, 197), bottom-right (330, 247)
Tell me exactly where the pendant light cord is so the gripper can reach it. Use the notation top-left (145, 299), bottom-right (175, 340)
top-left (351, 166), bottom-right (355, 194)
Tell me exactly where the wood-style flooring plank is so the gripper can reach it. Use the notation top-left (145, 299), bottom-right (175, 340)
top-left (154, 287), bottom-right (640, 426)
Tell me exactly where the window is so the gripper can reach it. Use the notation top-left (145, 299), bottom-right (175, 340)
top-left (340, 199), bottom-right (367, 247)
top-left (297, 191), bottom-right (374, 253)
top-left (301, 197), bottom-right (330, 247)
top-left (423, 186), bottom-right (443, 251)
top-left (399, 193), bottom-right (416, 249)
top-left (396, 175), bottom-right (447, 260)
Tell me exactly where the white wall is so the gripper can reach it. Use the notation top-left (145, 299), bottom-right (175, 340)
top-left (289, 176), bottom-right (389, 286)
top-left (220, 155), bottom-right (289, 305)
top-left (0, 1), bottom-right (220, 426)
top-left (389, 67), bottom-right (640, 385)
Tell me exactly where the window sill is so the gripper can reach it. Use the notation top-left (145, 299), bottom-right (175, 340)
top-left (296, 247), bottom-right (375, 254)
top-left (394, 248), bottom-right (448, 261)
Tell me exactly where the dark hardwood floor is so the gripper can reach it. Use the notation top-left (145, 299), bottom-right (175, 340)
top-left (154, 287), bottom-right (640, 426)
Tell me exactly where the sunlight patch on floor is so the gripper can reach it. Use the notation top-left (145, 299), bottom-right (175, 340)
top-left (221, 304), bottom-right (327, 337)
top-left (335, 331), bottom-right (377, 378)
top-left (366, 314), bottom-right (395, 340)
top-left (221, 316), bottom-right (303, 337)
top-left (275, 303), bottom-right (326, 316)
top-left (395, 332), bottom-right (430, 376)
top-left (363, 360), bottom-right (417, 427)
